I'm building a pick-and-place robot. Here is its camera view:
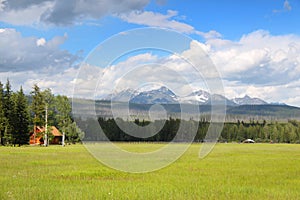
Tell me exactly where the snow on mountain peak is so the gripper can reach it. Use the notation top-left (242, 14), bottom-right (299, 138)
top-left (232, 95), bottom-right (267, 105)
top-left (104, 87), bottom-right (273, 105)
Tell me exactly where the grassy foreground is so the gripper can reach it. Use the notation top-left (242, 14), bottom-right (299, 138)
top-left (1, 143), bottom-right (300, 200)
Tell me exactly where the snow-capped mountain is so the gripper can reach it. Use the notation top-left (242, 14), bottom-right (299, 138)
top-left (106, 88), bottom-right (139, 102)
top-left (180, 90), bottom-right (210, 104)
top-left (232, 95), bottom-right (267, 105)
top-left (130, 86), bottom-right (179, 104)
top-left (104, 87), bottom-right (271, 105)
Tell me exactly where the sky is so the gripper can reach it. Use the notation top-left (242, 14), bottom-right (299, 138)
top-left (0, 0), bottom-right (300, 106)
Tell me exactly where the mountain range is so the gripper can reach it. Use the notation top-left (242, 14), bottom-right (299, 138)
top-left (72, 87), bottom-right (299, 120)
top-left (105, 86), bottom-right (279, 106)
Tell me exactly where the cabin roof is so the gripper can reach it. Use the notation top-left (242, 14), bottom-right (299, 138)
top-left (32, 126), bottom-right (62, 137)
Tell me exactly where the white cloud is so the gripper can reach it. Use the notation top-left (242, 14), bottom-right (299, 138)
top-left (205, 30), bottom-right (300, 86)
top-left (75, 41), bottom-right (221, 99)
top-left (0, 0), bottom-right (5, 11)
top-left (0, 67), bottom-right (80, 97)
top-left (223, 80), bottom-right (300, 106)
top-left (70, 51), bottom-right (203, 99)
top-left (0, 0), bottom-right (150, 26)
top-left (119, 10), bottom-right (222, 39)
top-left (36, 38), bottom-right (46, 46)
top-left (0, 1), bottom-right (53, 26)
top-left (0, 28), bottom-right (77, 72)
top-left (198, 30), bottom-right (300, 106)
top-left (96, 53), bottom-right (159, 95)
top-left (196, 30), bottom-right (222, 40)
top-left (120, 10), bottom-right (195, 34)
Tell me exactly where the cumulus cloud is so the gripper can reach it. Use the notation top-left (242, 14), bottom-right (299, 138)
top-left (197, 30), bottom-right (222, 40)
top-left (0, 0), bottom-right (5, 11)
top-left (0, 28), bottom-right (78, 72)
top-left (0, 66), bottom-right (80, 97)
top-left (95, 53), bottom-right (159, 95)
top-left (223, 80), bottom-right (300, 106)
top-left (0, 1), bottom-right (54, 25)
top-left (119, 10), bottom-right (222, 39)
top-left (198, 30), bottom-right (300, 106)
top-left (1, 0), bottom-right (51, 10)
top-left (0, 0), bottom-right (149, 26)
top-left (74, 41), bottom-right (222, 99)
top-left (206, 30), bottom-right (300, 86)
top-left (36, 38), bottom-right (46, 46)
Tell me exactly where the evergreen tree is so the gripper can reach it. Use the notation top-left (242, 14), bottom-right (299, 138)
top-left (30, 84), bottom-right (45, 144)
top-left (271, 125), bottom-right (279, 143)
top-left (3, 79), bottom-right (14, 145)
top-left (11, 87), bottom-right (30, 146)
top-left (0, 81), bottom-right (5, 145)
top-left (237, 124), bottom-right (245, 142)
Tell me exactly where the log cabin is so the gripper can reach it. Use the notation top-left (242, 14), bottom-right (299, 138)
top-left (29, 126), bottom-right (62, 145)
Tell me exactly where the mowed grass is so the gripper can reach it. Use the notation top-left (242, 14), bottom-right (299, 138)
top-left (1, 143), bottom-right (300, 200)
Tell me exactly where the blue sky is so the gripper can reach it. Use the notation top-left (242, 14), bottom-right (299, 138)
top-left (0, 0), bottom-right (300, 106)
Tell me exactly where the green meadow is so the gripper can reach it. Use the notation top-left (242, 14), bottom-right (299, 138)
top-left (1, 143), bottom-right (300, 200)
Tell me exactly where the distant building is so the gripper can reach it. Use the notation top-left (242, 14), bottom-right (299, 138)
top-left (29, 126), bottom-right (62, 145)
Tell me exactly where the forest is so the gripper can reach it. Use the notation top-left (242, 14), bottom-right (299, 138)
top-left (77, 117), bottom-right (300, 143)
top-left (0, 80), bottom-right (83, 146)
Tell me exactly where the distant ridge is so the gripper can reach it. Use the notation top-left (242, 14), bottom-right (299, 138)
top-left (232, 95), bottom-right (267, 105)
top-left (72, 98), bottom-right (300, 120)
top-left (226, 104), bottom-right (300, 118)
top-left (104, 86), bottom-right (275, 106)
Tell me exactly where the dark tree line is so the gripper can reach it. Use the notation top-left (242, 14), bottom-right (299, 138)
top-left (0, 80), bottom-right (29, 146)
top-left (79, 117), bottom-right (300, 143)
top-left (0, 80), bottom-right (84, 146)
top-left (220, 119), bottom-right (300, 143)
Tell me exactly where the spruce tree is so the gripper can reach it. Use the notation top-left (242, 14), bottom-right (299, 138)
top-left (30, 84), bottom-right (45, 144)
top-left (12, 87), bottom-right (30, 146)
top-left (3, 79), bottom-right (14, 145)
top-left (0, 81), bottom-right (5, 145)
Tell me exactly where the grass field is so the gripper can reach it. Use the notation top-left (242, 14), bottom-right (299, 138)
top-left (1, 143), bottom-right (300, 200)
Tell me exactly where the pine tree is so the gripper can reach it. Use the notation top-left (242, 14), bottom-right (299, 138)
top-left (3, 79), bottom-right (14, 145)
top-left (11, 87), bottom-right (30, 146)
top-left (30, 84), bottom-right (45, 144)
top-left (0, 81), bottom-right (5, 145)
